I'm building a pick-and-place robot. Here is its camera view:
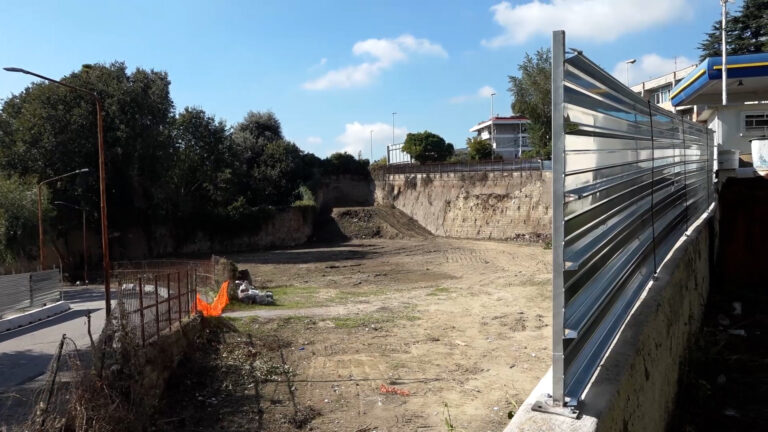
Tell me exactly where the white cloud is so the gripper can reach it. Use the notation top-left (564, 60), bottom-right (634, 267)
top-left (303, 34), bottom-right (447, 90)
top-left (482, 0), bottom-right (688, 47)
top-left (334, 121), bottom-right (408, 158)
top-left (450, 85), bottom-right (497, 104)
top-left (306, 136), bottom-right (323, 145)
top-left (611, 54), bottom-right (697, 86)
top-left (308, 58), bottom-right (327, 71)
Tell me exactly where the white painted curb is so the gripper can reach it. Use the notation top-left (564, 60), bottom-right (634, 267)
top-left (0, 301), bottom-right (71, 333)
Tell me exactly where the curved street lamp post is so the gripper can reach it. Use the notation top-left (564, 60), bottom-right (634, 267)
top-left (5, 66), bottom-right (112, 316)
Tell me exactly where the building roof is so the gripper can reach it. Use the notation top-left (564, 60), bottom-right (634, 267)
top-left (630, 64), bottom-right (697, 93)
top-left (469, 115), bottom-right (529, 132)
top-left (671, 52), bottom-right (768, 106)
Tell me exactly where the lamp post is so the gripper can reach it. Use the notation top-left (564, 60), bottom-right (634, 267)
top-left (6, 66), bottom-right (112, 316)
top-left (37, 169), bottom-right (89, 270)
top-left (54, 201), bottom-right (88, 284)
top-left (392, 112), bottom-right (397, 147)
top-left (370, 130), bottom-right (374, 162)
top-left (624, 59), bottom-right (637, 86)
top-left (721, 0), bottom-right (729, 106)
top-left (490, 92), bottom-right (496, 160)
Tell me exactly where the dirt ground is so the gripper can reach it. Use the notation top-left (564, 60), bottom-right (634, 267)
top-left (157, 238), bottom-right (551, 432)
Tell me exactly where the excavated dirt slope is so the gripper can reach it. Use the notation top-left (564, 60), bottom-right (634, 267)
top-left (328, 207), bottom-right (433, 240)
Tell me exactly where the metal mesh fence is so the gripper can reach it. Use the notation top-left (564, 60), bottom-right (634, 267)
top-left (114, 268), bottom-right (196, 347)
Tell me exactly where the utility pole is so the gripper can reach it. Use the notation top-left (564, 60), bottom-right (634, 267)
top-left (721, 0), bottom-right (729, 106)
top-left (490, 92), bottom-right (496, 161)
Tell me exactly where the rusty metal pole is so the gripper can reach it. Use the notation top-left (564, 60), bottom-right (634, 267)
top-left (95, 98), bottom-right (111, 317)
top-left (37, 184), bottom-right (44, 271)
top-left (138, 277), bottom-right (145, 346)
top-left (154, 275), bottom-right (160, 338)
top-left (82, 209), bottom-right (87, 283)
top-left (177, 271), bottom-right (182, 323)
top-left (166, 273), bottom-right (172, 328)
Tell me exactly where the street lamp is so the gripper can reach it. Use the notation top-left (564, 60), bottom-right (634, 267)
top-left (392, 112), bottom-right (397, 147)
top-left (721, 0), bottom-right (729, 106)
top-left (37, 169), bottom-right (89, 270)
top-left (624, 59), bottom-right (637, 86)
top-left (490, 92), bottom-right (496, 160)
top-left (370, 130), bottom-right (374, 162)
top-left (54, 201), bottom-right (88, 285)
top-left (6, 66), bottom-right (112, 316)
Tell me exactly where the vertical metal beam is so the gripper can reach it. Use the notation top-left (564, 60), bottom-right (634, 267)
top-left (551, 29), bottom-right (566, 406)
top-left (138, 276), bottom-right (145, 347)
top-left (154, 275), bottom-right (160, 339)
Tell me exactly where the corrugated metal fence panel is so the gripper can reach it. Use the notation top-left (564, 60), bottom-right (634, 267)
top-left (30, 269), bottom-right (62, 307)
top-left (552, 32), bottom-right (714, 405)
top-left (0, 273), bottom-right (32, 317)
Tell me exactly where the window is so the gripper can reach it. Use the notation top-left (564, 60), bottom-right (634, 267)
top-left (653, 84), bottom-right (672, 105)
top-left (743, 111), bottom-right (768, 136)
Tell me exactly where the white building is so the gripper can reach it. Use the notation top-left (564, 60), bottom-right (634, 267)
top-left (469, 115), bottom-right (530, 159)
top-left (630, 64), bottom-right (699, 119)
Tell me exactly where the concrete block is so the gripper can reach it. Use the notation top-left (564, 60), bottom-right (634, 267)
top-left (0, 301), bottom-right (71, 333)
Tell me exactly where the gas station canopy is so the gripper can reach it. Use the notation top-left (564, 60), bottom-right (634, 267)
top-left (671, 53), bottom-right (768, 107)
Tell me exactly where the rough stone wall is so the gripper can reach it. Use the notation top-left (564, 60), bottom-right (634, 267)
top-left (375, 171), bottom-right (552, 241)
top-left (176, 206), bottom-right (315, 254)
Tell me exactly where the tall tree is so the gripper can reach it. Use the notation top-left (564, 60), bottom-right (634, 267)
top-left (699, 0), bottom-right (768, 60)
top-left (0, 62), bottom-right (176, 250)
top-left (508, 48), bottom-right (552, 159)
top-left (402, 131), bottom-right (454, 163)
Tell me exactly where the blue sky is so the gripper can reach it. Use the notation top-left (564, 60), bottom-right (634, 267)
top-left (0, 0), bottom-right (737, 159)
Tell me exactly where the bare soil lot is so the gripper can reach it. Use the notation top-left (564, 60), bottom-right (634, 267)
top-left (158, 238), bottom-right (551, 431)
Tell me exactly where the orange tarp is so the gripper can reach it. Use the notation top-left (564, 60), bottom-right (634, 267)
top-left (196, 280), bottom-right (230, 317)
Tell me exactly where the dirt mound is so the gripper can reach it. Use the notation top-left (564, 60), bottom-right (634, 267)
top-left (328, 207), bottom-right (433, 240)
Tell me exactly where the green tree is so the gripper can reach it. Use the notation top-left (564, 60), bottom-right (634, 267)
top-left (508, 48), bottom-right (552, 159)
top-left (0, 62), bottom-right (176, 253)
top-left (699, 0), bottom-right (768, 61)
top-left (0, 173), bottom-right (48, 265)
top-left (171, 106), bottom-right (236, 229)
top-left (466, 136), bottom-right (493, 160)
top-left (402, 131), bottom-right (454, 163)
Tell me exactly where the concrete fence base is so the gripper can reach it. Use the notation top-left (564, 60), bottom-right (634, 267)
top-left (0, 301), bottom-right (70, 333)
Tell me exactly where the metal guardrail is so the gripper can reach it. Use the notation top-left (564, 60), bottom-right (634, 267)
top-left (377, 158), bottom-right (548, 176)
top-left (550, 31), bottom-right (714, 407)
top-left (0, 269), bottom-right (62, 317)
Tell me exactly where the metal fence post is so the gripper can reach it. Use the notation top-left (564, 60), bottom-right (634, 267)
top-left (551, 29), bottom-right (566, 407)
top-left (29, 274), bottom-right (33, 307)
top-left (154, 275), bottom-right (160, 338)
top-left (138, 276), bottom-right (145, 346)
top-left (177, 271), bottom-right (182, 323)
top-left (166, 272), bottom-right (172, 328)
top-left (648, 101), bottom-right (658, 273)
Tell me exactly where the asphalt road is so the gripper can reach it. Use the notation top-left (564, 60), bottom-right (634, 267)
top-left (0, 287), bottom-right (111, 391)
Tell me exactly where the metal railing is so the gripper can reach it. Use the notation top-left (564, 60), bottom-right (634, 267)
top-left (377, 158), bottom-right (547, 176)
top-left (114, 268), bottom-right (198, 346)
top-left (386, 142), bottom-right (412, 165)
top-left (550, 30), bottom-right (714, 406)
top-left (0, 269), bottom-right (62, 318)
